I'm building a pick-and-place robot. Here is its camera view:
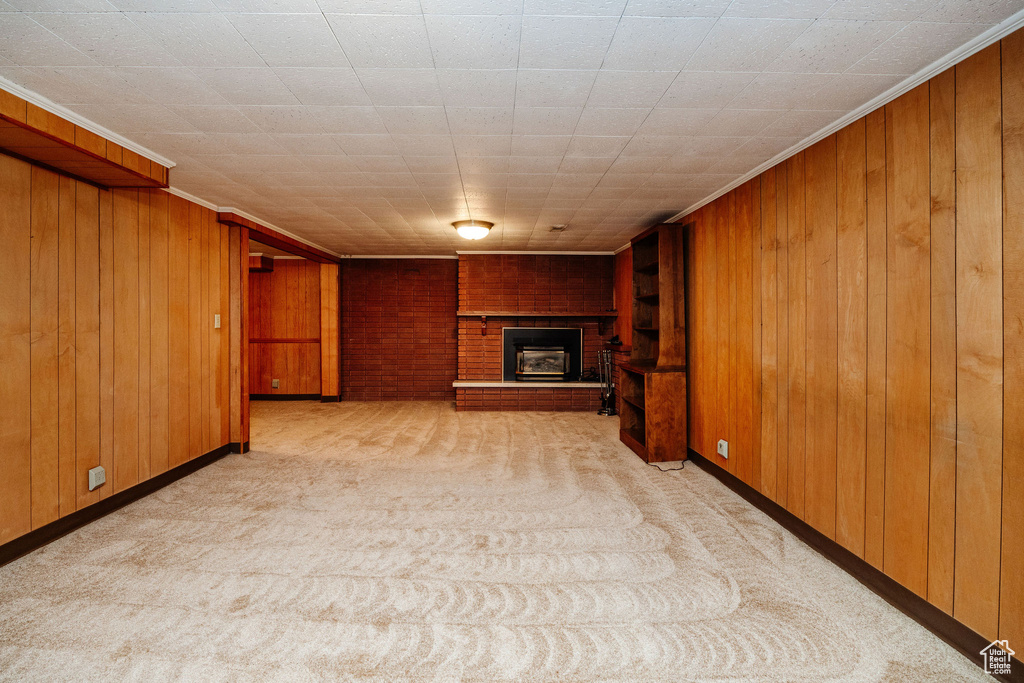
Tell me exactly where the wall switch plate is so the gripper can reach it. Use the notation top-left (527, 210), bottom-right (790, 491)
top-left (717, 440), bottom-right (729, 459)
top-left (88, 466), bottom-right (106, 491)
top-left (272, 379), bottom-right (280, 389)
top-left (214, 314), bottom-right (221, 329)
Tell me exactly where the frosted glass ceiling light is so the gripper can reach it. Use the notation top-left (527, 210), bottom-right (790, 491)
top-left (453, 220), bottom-right (493, 240)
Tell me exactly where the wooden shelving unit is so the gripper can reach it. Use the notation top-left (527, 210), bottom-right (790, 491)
top-left (618, 223), bottom-right (689, 463)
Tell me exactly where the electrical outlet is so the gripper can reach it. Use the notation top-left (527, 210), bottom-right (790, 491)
top-left (214, 314), bottom-right (221, 329)
top-left (717, 439), bottom-right (729, 459)
top-left (272, 379), bottom-right (280, 389)
top-left (88, 466), bottom-right (106, 491)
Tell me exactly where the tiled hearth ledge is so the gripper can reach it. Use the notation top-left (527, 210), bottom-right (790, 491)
top-left (453, 381), bottom-right (604, 389)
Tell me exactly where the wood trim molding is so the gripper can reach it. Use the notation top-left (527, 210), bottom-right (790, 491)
top-left (249, 338), bottom-right (320, 344)
top-left (686, 448), bottom-right (1023, 683)
top-left (0, 443), bottom-right (240, 569)
top-left (0, 92), bottom-right (170, 189)
top-left (219, 212), bottom-right (339, 263)
top-left (249, 393), bottom-right (322, 401)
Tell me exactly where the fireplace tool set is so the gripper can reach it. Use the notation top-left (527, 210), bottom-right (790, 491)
top-left (597, 350), bottom-right (617, 416)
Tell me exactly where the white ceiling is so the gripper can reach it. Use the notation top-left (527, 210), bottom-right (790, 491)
top-left (1, 1), bottom-right (1020, 254)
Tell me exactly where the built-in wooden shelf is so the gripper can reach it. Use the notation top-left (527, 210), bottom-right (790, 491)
top-left (457, 310), bottom-right (617, 317)
top-left (453, 380), bottom-right (603, 389)
top-left (618, 223), bottom-right (689, 464)
top-left (621, 393), bottom-right (645, 411)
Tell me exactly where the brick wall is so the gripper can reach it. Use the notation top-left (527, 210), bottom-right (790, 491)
top-left (457, 254), bottom-right (615, 411)
top-left (341, 259), bottom-right (458, 401)
top-left (459, 254), bottom-right (614, 312)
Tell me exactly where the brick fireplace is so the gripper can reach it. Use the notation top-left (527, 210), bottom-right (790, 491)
top-left (455, 254), bottom-right (615, 411)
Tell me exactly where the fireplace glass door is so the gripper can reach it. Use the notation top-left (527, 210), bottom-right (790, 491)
top-left (515, 345), bottom-right (569, 380)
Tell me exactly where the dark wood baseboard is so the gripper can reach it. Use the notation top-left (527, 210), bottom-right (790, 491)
top-left (0, 442), bottom-right (238, 569)
top-left (687, 448), bottom-right (1022, 683)
top-left (250, 394), bottom-right (321, 401)
top-left (320, 395), bottom-right (340, 403)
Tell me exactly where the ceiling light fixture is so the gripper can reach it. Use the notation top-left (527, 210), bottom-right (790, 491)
top-left (453, 219), bottom-right (493, 240)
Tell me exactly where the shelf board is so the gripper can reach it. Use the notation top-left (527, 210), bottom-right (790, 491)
top-left (619, 359), bottom-right (657, 375)
top-left (620, 426), bottom-right (647, 453)
top-left (457, 310), bottom-right (617, 317)
top-left (634, 326), bottom-right (659, 334)
top-left (635, 293), bottom-right (659, 303)
top-left (621, 393), bottom-right (645, 411)
top-left (634, 262), bottom-right (659, 275)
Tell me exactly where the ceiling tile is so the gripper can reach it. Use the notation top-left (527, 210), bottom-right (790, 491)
top-left (238, 105), bottom-right (325, 134)
top-left (391, 134), bottom-right (456, 156)
top-left (723, 0), bottom-right (835, 19)
top-left (622, 0), bottom-right (730, 16)
top-left (436, 69), bottom-right (517, 107)
top-left (129, 13), bottom-right (263, 67)
top-left (574, 107), bottom-right (650, 136)
top-left (519, 16), bottom-right (618, 69)
top-left (522, 0), bottom-right (626, 15)
top-left (700, 109), bottom-right (783, 137)
top-left (638, 108), bottom-right (718, 135)
top-left (685, 17), bottom-right (811, 72)
top-left (193, 67), bottom-right (299, 105)
top-left (274, 67), bottom-right (372, 106)
top-left (586, 70), bottom-right (677, 108)
top-left (603, 17), bottom-right (716, 70)
top-left (512, 107), bottom-right (582, 135)
top-left (445, 107), bottom-right (514, 135)
top-left (659, 71), bottom-right (757, 108)
top-left (227, 13), bottom-right (350, 67)
top-left (325, 14), bottom-right (433, 68)
top-left (564, 135), bottom-right (630, 157)
top-left (377, 106), bottom-right (451, 134)
top-left (116, 66), bottom-right (228, 105)
top-left (767, 19), bottom-right (904, 73)
top-left (849, 22), bottom-right (992, 75)
top-left (425, 14), bottom-right (520, 69)
top-left (0, 14), bottom-right (95, 66)
top-left (30, 12), bottom-right (179, 68)
top-left (307, 105), bottom-right (389, 134)
top-left (728, 72), bottom-right (837, 110)
top-left (515, 69), bottom-right (597, 107)
top-left (356, 68), bottom-right (442, 106)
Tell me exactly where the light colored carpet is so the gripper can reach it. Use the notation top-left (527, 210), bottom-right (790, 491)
top-left (0, 401), bottom-right (989, 681)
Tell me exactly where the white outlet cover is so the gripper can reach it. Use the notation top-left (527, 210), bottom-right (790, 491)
top-left (214, 313), bottom-right (221, 329)
top-left (717, 439), bottom-right (729, 459)
top-left (88, 466), bottom-right (106, 491)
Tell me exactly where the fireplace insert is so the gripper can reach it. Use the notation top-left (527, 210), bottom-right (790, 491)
top-left (502, 328), bottom-right (583, 381)
top-left (515, 345), bottom-right (570, 380)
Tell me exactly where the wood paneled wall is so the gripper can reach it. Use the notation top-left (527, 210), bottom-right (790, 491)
top-left (683, 38), bottom-right (1022, 645)
top-left (0, 153), bottom-right (236, 545)
top-left (248, 258), bottom-right (321, 395)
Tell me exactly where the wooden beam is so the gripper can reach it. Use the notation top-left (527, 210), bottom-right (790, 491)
top-left (217, 212), bottom-right (338, 263)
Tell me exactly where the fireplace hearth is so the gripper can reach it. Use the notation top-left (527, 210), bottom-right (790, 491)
top-left (502, 328), bottom-right (583, 382)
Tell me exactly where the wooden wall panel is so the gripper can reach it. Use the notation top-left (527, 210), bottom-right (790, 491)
top-left (883, 85), bottom-right (931, 597)
top-left (864, 108), bottom-right (887, 570)
top-left (928, 68), bottom-right (958, 614)
top-left (138, 191), bottom-right (151, 483)
top-left (953, 43), bottom-right (1003, 640)
top-left (804, 136), bottom-right (838, 540)
top-left (57, 176), bottom-right (77, 517)
top-left (320, 263), bottom-right (340, 399)
top-left (613, 247), bottom-right (633, 340)
top-left (188, 204), bottom-right (203, 460)
top-left (836, 121), bottom-right (868, 557)
top-left (1001, 27), bottom-right (1024, 650)
top-left (786, 153), bottom-right (807, 520)
top-left (98, 187), bottom-right (114, 500)
top-left (30, 166), bottom-right (60, 529)
top-left (0, 117), bottom-right (241, 549)
top-left (682, 29), bottom-right (1023, 646)
top-left (759, 169), bottom-right (778, 501)
top-left (0, 154), bottom-right (32, 544)
top-left (248, 258), bottom-right (322, 396)
top-left (112, 189), bottom-right (140, 493)
top-left (775, 163), bottom-right (789, 508)
top-left (167, 195), bottom-right (190, 469)
top-left (150, 191), bottom-right (169, 477)
top-left (75, 184), bottom-right (101, 510)
top-left (736, 181), bottom-right (755, 486)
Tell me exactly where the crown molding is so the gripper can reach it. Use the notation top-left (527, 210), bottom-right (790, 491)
top-left (344, 254), bottom-right (459, 259)
top-left (0, 76), bottom-right (176, 169)
top-left (164, 186), bottom-right (218, 211)
top-left (666, 7), bottom-right (1024, 224)
top-left (455, 250), bottom-right (615, 256)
